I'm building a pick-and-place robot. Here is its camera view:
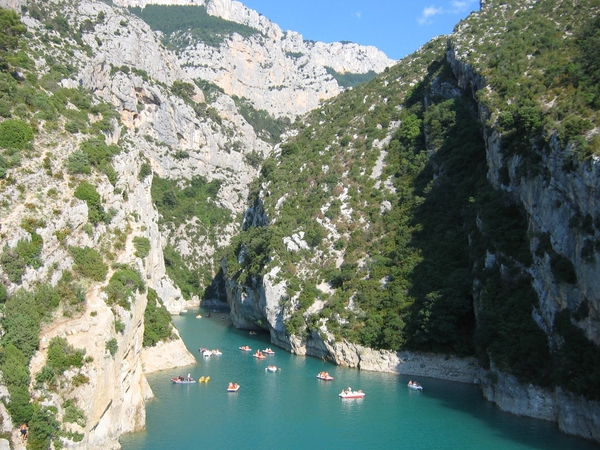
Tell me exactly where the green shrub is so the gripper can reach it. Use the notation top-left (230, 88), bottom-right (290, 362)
top-left (74, 181), bottom-right (100, 204)
top-left (550, 253), bottom-right (578, 284)
top-left (138, 161), bottom-right (152, 180)
top-left (0, 9), bottom-right (26, 61)
top-left (114, 319), bottom-right (125, 333)
top-left (0, 343), bottom-right (33, 424)
top-left (27, 403), bottom-right (59, 450)
top-left (143, 288), bottom-right (174, 346)
top-left (171, 80), bottom-right (195, 100)
top-left (0, 343), bottom-right (30, 386)
top-left (5, 384), bottom-right (33, 425)
top-left (0, 232), bottom-right (43, 283)
top-left (66, 149), bottom-right (91, 174)
top-left (62, 400), bottom-right (86, 427)
top-left (106, 338), bottom-right (118, 356)
top-left (0, 118), bottom-right (33, 149)
top-left (45, 336), bottom-right (85, 373)
top-left (104, 267), bottom-right (145, 309)
top-left (0, 153), bottom-right (6, 178)
top-left (69, 246), bottom-right (107, 281)
top-left (74, 182), bottom-right (107, 225)
top-left (133, 236), bottom-right (150, 259)
top-left (80, 137), bottom-right (119, 167)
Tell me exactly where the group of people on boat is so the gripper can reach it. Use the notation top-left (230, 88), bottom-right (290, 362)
top-left (408, 380), bottom-right (422, 388)
top-left (176, 373), bottom-right (193, 382)
top-left (263, 347), bottom-right (274, 354)
top-left (227, 382), bottom-right (240, 391)
top-left (317, 371), bottom-right (334, 380)
top-left (239, 345), bottom-right (251, 351)
top-left (340, 387), bottom-right (363, 395)
top-left (254, 350), bottom-right (266, 358)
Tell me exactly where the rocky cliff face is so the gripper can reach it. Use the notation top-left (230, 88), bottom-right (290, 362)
top-left (447, 40), bottom-right (600, 442)
top-left (112, 0), bottom-right (395, 118)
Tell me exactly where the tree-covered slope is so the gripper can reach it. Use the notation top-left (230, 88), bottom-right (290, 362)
top-left (128, 4), bottom-right (261, 49)
top-left (222, 0), bottom-right (600, 403)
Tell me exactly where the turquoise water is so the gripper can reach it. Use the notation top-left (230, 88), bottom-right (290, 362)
top-left (120, 310), bottom-right (598, 449)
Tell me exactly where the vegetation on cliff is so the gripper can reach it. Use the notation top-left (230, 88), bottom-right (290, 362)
top-left (222, 0), bottom-right (600, 401)
top-left (0, 6), bottom-right (182, 446)
top-left (128, 5), bottom-right (260, 50)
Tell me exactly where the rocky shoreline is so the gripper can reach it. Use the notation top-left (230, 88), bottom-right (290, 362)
top-left (265, 328), bottom-right (600, 445)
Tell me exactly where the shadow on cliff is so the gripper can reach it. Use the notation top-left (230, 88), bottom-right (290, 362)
top-left (201, 267), bottom-right (230, 311)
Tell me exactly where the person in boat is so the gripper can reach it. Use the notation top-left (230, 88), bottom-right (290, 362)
top-left (187, 373), bottom-right (191, 381)
top-left (207, 312), bottom-right (211, 318)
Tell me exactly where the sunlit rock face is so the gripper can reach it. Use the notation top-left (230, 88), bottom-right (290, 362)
top-left (112, 0), bottom-right (395, 118)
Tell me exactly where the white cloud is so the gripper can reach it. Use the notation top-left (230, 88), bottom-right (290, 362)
top-left (451, 0), bottom-right (468, 10)
top-left (417, 1), bottom-right (477, 25)
top-left (451, 0), bottom-right (477, 12)
top-left (417, 5), bottom-right (443, 25)
top-left (352, 11), bottom-right (362, 19)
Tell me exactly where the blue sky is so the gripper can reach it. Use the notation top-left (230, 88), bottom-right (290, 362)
top-left (240, 0), bottom-right (480, 60)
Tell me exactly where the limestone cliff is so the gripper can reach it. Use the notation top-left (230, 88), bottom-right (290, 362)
top-left (445, 1), bottom-right (600, 441)
top-left (112, 0), bottom-right (395, 117)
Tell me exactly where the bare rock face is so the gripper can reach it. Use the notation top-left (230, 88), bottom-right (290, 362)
top-left (0, 0), bottom-right (26, 10)
top-left (480, 368), bottom-right (600, 443)
top-left (479, 369), bottom-right (557, 421)
top-left (555, 389), bottom-right (600, 443)
top-left (112, 0), bottom-right (395, 118)
top-left (140, 334), bottom-right (197, 373)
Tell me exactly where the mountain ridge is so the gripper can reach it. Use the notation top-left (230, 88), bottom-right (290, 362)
top-left (117, 0), bottom-right (395, 117)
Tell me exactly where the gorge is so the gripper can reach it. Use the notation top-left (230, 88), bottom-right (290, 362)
top-left (0, 0), bottom-right (599, 448)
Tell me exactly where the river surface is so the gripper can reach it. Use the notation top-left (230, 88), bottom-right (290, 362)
top-left (120, 309), bottom-right (598, 450)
